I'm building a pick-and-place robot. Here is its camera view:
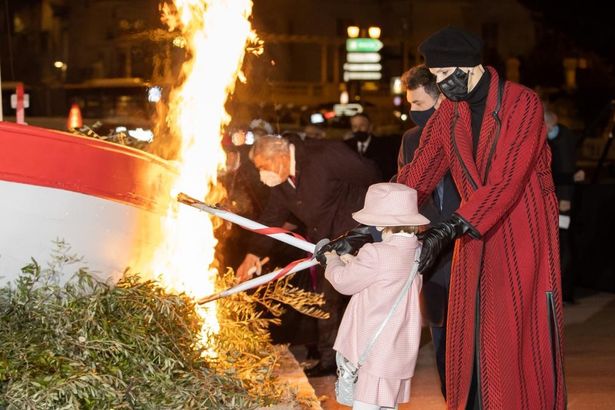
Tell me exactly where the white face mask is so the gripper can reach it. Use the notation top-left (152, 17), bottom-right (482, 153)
top-left (259, 170), bottom-right (284, 187)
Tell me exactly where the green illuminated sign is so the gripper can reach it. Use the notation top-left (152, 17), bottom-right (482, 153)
top-left (346, 38), bottom-right (383, 52)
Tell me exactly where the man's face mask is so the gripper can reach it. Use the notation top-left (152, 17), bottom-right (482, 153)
top-left (547, 125), bottom-right (560, 140)
top-left (409, 106), bottom-right (436, 128)
top-left (437, 68), bottom-right (470, 102)
top-left (352, 131), bottom-right (371, 142)
top-left (259, 170), bottom-right (284, 187)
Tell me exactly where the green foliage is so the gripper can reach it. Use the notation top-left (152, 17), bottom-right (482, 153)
top-left (250, 273), bottom-right (330, 321)
top-left (206, 269), bottom-right (326, 410)
top-left (0, 245), bottom-right (308, 409)
top-left (207, 269), bottom-right (328, 390)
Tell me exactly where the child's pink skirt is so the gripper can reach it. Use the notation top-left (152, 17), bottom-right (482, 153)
top-left (354, 367), bottom-right (412, 408)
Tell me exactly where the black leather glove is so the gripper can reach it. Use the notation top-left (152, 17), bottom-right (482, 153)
top-left (315, 224), bottom-right (374, 266)
top-left (417, 214), bottom-right (478, 273)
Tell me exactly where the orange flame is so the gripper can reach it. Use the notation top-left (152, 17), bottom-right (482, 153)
top-left (146, 0), bottom-right (258, 347)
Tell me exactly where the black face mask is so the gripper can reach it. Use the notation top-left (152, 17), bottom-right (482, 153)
top-left (437, 68), bottom-right (469, 102)
top-left (409, 106), bottom-right (436, 128)
top-left (352, 131), bottom-right (371, 142)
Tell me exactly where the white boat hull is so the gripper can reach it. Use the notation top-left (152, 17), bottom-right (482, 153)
top-left (0, 121), bottom-right (176, 286)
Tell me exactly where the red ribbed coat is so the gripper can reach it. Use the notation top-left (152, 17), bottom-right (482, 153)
top-left (398, 67), bottom-right (566, 409)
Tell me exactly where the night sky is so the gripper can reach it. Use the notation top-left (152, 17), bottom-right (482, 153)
top-left (520, 0), bottom-right (615, 61)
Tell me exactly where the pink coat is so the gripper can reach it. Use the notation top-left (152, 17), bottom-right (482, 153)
top-left (325, 233), bottom-right (422, 379)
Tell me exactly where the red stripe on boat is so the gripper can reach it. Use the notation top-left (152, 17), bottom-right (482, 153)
top-left (0, 122), bottom-right (177, 213)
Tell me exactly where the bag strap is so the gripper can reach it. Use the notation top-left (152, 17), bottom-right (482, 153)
top-left (357, 245), bottom-right (422, 367)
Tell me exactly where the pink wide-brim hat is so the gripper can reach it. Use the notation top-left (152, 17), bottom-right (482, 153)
top-left (353, 183), bottom-right (430, 226)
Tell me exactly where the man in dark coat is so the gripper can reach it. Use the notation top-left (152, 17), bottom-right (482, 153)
top-left (544, 104), bottom-right (578, 303)
top-left (237, 135), bottom-right (381, 376)
top-left (396, 27), bottom-right (565, 409)
top-left (345, 113), bottom-right (400, 181)
top-left (398, 64), bottom-right (461, 397)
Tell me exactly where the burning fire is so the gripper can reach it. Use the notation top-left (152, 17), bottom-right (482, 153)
top-left (146, 0), bottom-right (259, 346)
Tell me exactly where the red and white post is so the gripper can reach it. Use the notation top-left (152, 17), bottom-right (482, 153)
top-left (15, 82), bottom-right (25, 125)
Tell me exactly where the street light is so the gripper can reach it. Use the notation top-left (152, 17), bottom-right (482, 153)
top-left (344, 25), bottom-right (383, 101)
top-left (368, 26), bottom-right (381, 39)
top-left (53, 61), bottom-right (67, 74)
top-left (347, 26), bottom-right (360, 39)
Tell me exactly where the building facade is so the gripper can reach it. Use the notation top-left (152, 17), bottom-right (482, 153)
top-left (0, 0), bottom-right (604, 124)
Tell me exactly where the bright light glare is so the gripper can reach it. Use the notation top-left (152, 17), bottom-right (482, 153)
top-left (148, 86), bottom-right (162, 103)
top-left (347, 52), bottom-right (381, 63)
top-left (310, 113), bottom-right (325, 124)
top-left (368, 26), bottom-right (381, 39)
top-left (343, 71), bottom-right (382, 81)
top-left (343, 63), bottom-right (382, 72)
top-left (347, 26), bottom-right (360, 38)
top-left (128, 128), bottom-right (154, 142)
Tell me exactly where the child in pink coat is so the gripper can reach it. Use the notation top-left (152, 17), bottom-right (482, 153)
top-left (323, 183), bottom-right (429, 410)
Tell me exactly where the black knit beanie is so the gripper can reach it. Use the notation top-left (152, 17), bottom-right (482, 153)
top-left (418, 26), bottom-right (484, 68)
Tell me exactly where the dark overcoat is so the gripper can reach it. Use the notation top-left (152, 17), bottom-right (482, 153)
top-left (345, 134), bottom-right (400, 181)
top-left (252, 139), bottom-right (381, 255)
top-left (398, 67), bottom-right (566, 409)
top-left (548, 123), bottom-right (577, 203)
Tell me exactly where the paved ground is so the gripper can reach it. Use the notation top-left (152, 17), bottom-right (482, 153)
top-left (295, 288), bottom-right (615, 409)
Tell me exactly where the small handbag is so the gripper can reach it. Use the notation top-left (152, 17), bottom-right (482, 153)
top-left (334, 247), bottom-right (422, 406)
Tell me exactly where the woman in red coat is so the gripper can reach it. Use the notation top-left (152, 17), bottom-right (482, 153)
top-left (398, 27), bottom-right (566, 409)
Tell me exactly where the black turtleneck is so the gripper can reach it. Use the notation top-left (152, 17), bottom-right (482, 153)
top-left (465, 69), bottom-right (491, 158)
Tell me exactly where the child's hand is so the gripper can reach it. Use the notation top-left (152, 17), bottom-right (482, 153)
top-left (316, 251), bottom-right (339, 268)
top-left (340, 253), bottom-right (355, 264)
top-left (323, 251), bottom-right (340, 264)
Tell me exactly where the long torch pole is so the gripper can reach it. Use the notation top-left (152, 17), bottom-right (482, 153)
top-left (177, 192), bottom-right (316, 253)
top-left (177, 192), bottom-right (328, 304)
top-left (197, 258), bottom-right (320, 304)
